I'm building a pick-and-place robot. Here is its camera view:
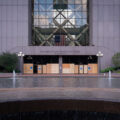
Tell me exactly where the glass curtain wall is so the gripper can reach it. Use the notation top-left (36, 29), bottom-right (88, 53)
top-left (32, 0), bottom-right (89, 46)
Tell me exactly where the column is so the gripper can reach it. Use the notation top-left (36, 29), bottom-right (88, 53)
top-left (59, 56), bottom-right (63, 74)
top-left (98, 56), bottom-right (101, 74)
top-left (20, 56), bottom-right (23, 74)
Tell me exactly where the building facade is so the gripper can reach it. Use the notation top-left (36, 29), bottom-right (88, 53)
top-left (0, 0), bottom-right (120, 74)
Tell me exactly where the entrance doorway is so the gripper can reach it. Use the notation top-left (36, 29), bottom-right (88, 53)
top-left (23, 55), bottom-right (98, 74)
top-left (24, 56), bottom-right (59, 74)
top-left (62, 56), bottom-right (97, 74)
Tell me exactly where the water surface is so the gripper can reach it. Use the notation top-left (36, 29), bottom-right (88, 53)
top-left (0, 76), bottom-right (120, 89)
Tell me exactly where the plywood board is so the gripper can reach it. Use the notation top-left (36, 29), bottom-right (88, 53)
top-left (62, 64), bottom-right (70, 69)
top-left (46, 64), bottom-right (51, 74)
top-left (63, 68), bottom-right (70, 74)
top-left (62, 64), bottom-right (75, 74)
top-left (43, 65), bottom-right (47, 74)
top-left (74, 65), bottom-right (79, 74)
top-left (79, 65), bottom-right (84, 74)
top-left (24, 64), bottom-right (33, 74)
top-left (88, 64), bottom-right (93, 74)
top-left (70, 64), bottom-right (74, 74)
top-left (88, 64), bottom-right (98, 74)
top-left (84, 65), bottom-right (88, 74)
top-left (47, 64), bottom-right (59, 74)
top-left (37, 65), bottom-right (42, 74)
top-left (92, 64), bottom-right (98, 74)
top-left (51, 64), bottom-right (59, 74)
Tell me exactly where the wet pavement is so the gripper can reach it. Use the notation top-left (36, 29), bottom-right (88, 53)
top-left (0, 76), bottom-right (120, 103)
top-left (0, 76), bottom-right (120, 89)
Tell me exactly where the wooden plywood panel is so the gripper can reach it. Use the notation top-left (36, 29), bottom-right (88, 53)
top-left (24, 64), bottom-right (33, 74)
top-left (43, 65), bottom-right (47, 74)
top-left (62, 64), bottom-right (70, 74)
top-left (63, 68), bottom-right (70, 74)
top-left (70, 64), bottom-right (74, 74)
top-left (51, 64), bottom-right (59, 74)
top-left (88, 64), bottom-right (98, 74)
top-left (79, 65), bottom-right (84, 74)
top-left (62, 64), bottom-right (70, 69)
top-left (47, 64), bottom-right (59, 74)
top-left (38, 65), bottom-right (42, 74)
top-left (62, 64), bottom-right (74, 74)
top-left (88, 64), bottom-right (93, 74)
top-left (74, 65), bottom-right (79, 74)
top-left (84, 65), bottom-right (88, 74)
top-left (47, 64), bottom-right (51, 74)
top-left (92, 64), bottom-right (98, 74)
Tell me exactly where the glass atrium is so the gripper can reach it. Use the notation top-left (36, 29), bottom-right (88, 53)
top-left (32, 0), bottom-right (89, 46)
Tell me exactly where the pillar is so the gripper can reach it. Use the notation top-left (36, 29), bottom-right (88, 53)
top-left (59, 56), bottom-right (63, 74)
top-left (98, 56), bottom-right (101, 74)
top-left (19, 56), bottom-right (23, 74)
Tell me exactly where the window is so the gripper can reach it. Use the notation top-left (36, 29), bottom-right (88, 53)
top-left (32, 0), bottom-right (89, 46)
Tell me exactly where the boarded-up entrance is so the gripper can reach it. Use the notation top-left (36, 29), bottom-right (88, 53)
top-left (23, 55), bottom-right (98, 74)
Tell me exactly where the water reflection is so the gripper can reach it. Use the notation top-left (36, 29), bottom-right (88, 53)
top-left (0, 77), bottom-right (120, 89)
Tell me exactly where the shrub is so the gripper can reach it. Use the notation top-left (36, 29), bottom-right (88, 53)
top-left (101, 67), bottom-right (116, 73)
top-left (0, 52), bottom-right (18, 72)
top-left (112, 52), bottom-right (120, 67)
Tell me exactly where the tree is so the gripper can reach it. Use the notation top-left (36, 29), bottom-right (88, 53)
top-left (0, 52), bottom-right (18, 72)
top-left (112, 52), bottom-right (120, 67)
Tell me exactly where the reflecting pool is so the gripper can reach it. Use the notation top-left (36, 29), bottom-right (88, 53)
top-left (0, 76), bottom-right (120, 88)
